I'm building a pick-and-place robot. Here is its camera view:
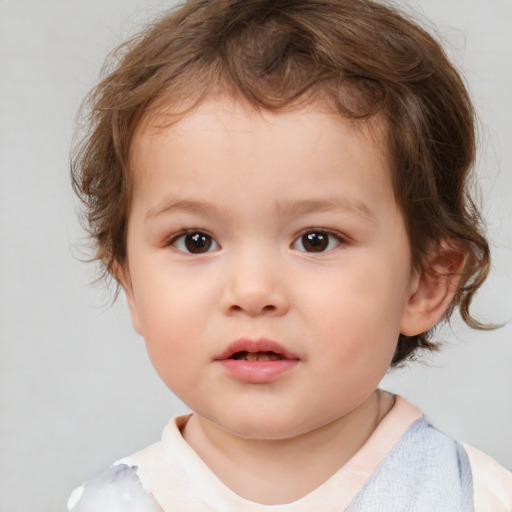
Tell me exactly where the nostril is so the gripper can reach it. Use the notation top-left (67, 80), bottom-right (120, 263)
top-left (221, 278), bottom-right (289, 316)
top-left (228, 303), bottom-right (277, 315)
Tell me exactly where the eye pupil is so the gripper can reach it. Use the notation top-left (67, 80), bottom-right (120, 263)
top-left (185, 233), bottom-right (212, 253)
top-left (302, 232), bottom-right (328, 252)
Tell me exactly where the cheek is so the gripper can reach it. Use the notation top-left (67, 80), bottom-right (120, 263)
top-left (132, 280), bottom-right (203, 362)
top-left (133, 260), bottom-right (217, 326)
top-left (303, 261), bottom-right (407, 327)
top-left (300, 261), bottom-right (407, 366)
top-left (140, 294), bottom-right (206, 395)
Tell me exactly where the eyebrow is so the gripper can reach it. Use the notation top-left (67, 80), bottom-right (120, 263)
top-left (145, 199), bottom-right (219, 222)
top-left (275, 198), bottom-right (377, 223)
top-left (145, 197), bottom-right (376, 223)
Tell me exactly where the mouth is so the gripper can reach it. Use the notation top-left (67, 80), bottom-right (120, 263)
top-left (215, 338), bottom-right (300, 383)
top-left (215, 338), bottom-right (300, 362)
top-left (215, 340), bottom-right (299, 383)
top-left (229, 351), bottom-right (285, 361)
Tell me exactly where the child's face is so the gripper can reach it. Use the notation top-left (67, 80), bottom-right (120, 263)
top-left (123, 98), bottom-right (419, 440)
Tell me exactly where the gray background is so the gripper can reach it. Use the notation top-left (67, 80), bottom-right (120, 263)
top-left (0, 1), bottom-right (510, 510)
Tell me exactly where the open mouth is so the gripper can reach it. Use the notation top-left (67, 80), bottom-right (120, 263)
top-left (215, 338), bottom-right (300, 363)
top-left (230, 351), bottom-right (284, 361)
top-left (217, 339), bottom-right (299, 382)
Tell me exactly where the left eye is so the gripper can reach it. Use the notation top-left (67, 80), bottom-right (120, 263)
top-left (292, 231), bottom-right (342, 253)
top-left (171, 231), bottom-right (220, 254)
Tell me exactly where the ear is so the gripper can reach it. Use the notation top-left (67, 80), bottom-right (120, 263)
top-left (112, 260), bottom-right (143, 336)
top-left (400, 241), bottom-right (467, 336)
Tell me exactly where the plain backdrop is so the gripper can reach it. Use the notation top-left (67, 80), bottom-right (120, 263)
top-left (0, 1), bottom-right (510, 510)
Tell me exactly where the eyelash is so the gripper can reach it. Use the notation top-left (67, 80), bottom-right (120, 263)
top-left (166, 228), bottom-right (346, 254)
top-left (292, 229), bottom-right (346, 253)
top-left (167, 229), bottom-right (220, 254)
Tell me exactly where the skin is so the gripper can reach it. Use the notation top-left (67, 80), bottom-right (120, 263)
top-left (120, 97), bottom-right (461, 504)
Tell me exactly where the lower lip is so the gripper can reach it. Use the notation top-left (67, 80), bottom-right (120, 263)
top-left (217, 359), bottom-right (299, 384)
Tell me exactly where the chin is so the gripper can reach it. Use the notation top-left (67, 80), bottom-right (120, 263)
top-left (219, 412), bottom-right (319, 441)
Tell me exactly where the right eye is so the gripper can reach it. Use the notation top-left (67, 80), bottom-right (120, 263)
top-left (170, 231), bottom-right (220, 254)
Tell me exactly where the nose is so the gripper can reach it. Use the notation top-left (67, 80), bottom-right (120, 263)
top-left (220, 251), bottom-right (289, 317)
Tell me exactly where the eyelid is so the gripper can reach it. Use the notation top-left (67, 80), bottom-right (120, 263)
top-left (167, 228), bottom-right (220, 254)
top-left (291, 228), bottom-right (347, 252)
top-left (294, 227), bottom-right (347, 241)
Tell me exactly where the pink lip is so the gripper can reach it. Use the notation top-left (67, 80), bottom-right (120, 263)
top-left (216, 338), bottom-right (300, 361)
top-left (215, 338), bottom-right (300, 384)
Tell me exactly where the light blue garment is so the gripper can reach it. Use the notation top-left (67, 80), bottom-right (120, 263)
top-left (346, 418), bottom-right (474, 512)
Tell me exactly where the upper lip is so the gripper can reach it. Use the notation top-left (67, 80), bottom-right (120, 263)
top-left (215, 338), bottom-right (300, 361)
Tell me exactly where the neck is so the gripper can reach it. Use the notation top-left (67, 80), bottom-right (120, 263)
top-left (182, 390), bottom-right (394, 505)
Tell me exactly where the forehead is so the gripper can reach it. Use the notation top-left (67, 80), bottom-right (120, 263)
top-left (130, 96), bottom-right (390, 183)
top-left (129, 97), bottom-right (395, 216)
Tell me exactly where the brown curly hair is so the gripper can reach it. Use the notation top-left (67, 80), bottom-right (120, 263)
top-left (71, 0), bottom-right (490, 365)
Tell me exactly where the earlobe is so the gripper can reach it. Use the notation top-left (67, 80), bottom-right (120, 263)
top-left (400, 242), bottom-right (466, 336)
top-left (112, 260), bottom-right (144, 336)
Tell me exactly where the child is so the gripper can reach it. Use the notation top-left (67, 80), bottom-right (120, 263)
top-left (68, 0), bottom-right (512, 510)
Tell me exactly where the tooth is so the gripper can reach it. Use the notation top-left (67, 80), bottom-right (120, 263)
top-left (241, 352), bottom-right (283, 361)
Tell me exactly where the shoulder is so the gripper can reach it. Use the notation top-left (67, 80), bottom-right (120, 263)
top-left (67, 463), bottom-right (163, 512)
top-left (404, 415), bottom-right (512, 510)
top-left (66, 416), bottom-right (190, 512)
top-left (463, 443), bottom-right (512, 512)
top-left (400, 412), bottom-right (512, 511)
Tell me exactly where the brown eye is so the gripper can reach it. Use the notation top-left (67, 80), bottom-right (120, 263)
top-left (172, 231), bottom-right (219, 254)
top-left (185, 233), bottom-right (211, 253)
top-left (302, 232), bottom-right (328, 252)
top-left (294, 231), bottom-right (341, 253)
